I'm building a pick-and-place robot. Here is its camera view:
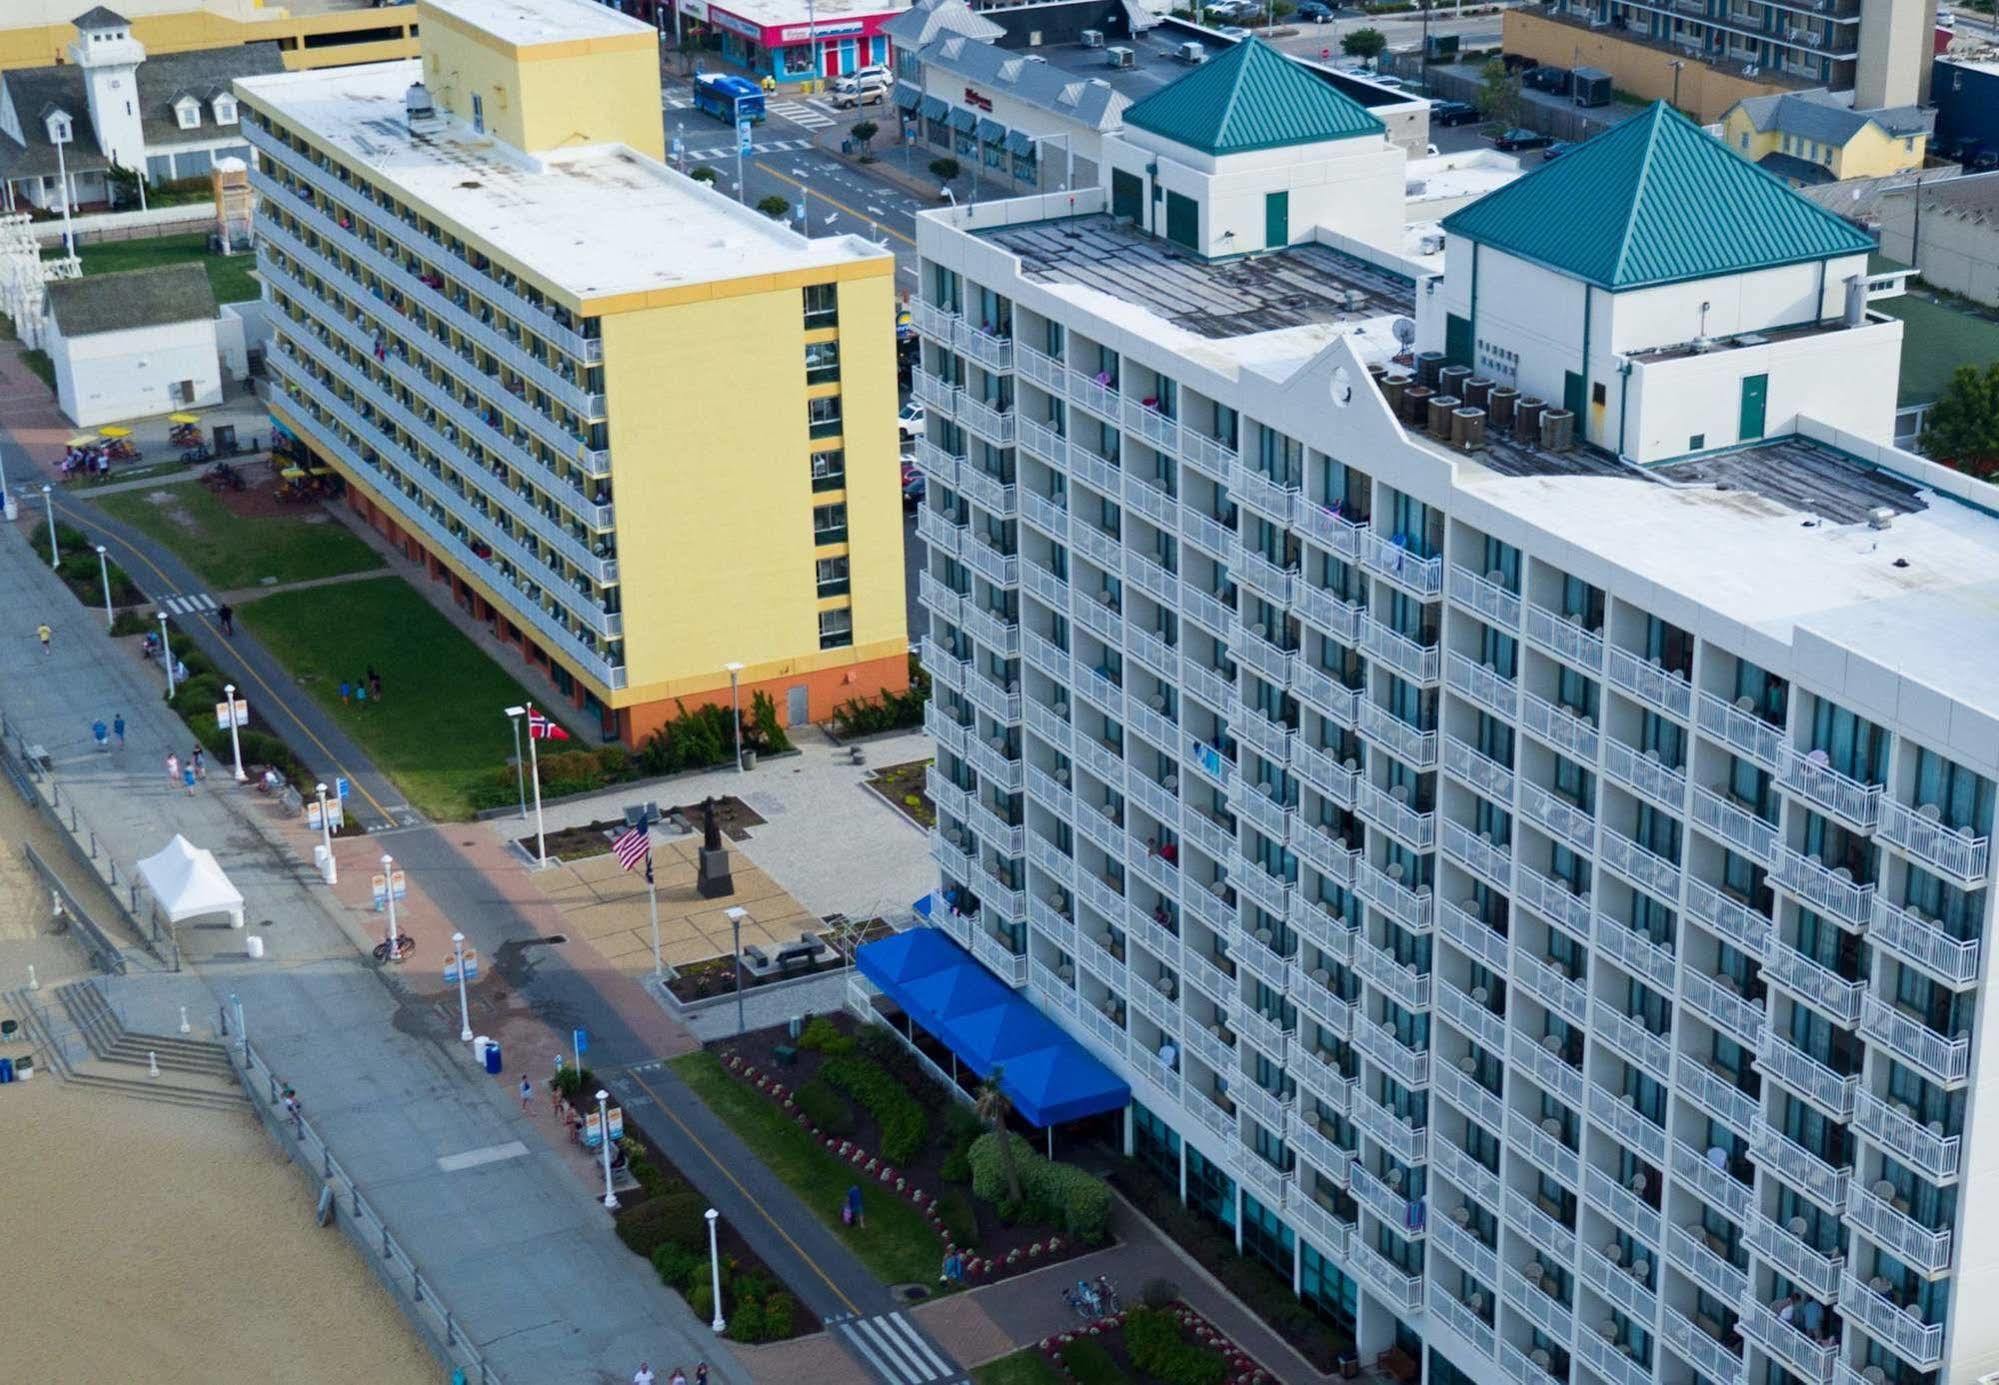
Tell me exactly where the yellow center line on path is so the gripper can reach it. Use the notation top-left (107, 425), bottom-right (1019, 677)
top-left (622, 1066), bottom-right (863, 1317)
top-left (753, 161), bottom-right (917, 247)
top-left (53, 496), bottom-right (401, 825)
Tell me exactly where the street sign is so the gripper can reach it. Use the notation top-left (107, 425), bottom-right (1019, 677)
top-left (213, 696), bottom-right (248, 730)
top-left (573, 1027), bottom-right (589, 1055)
top-left (737, 117), bottom-right (754, 155)
top-left (444, 949), bottom-right (479, 983)
top-left (371, 869), bottom-right (407, 910)
top-left (306, 796), bottom-right (345, 833)
top-left (335, 777), bottom-right (349, 800)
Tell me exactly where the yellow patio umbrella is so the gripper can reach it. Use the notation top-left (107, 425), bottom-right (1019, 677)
top-left (65, 434), bottom-right (98, 448)
top-left (167, 412), bottom-right (200, 425)
top-left (99, 425), bottom-right (134, 438)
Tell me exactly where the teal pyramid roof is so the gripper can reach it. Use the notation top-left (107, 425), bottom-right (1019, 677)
top-left (1440, 101), bottom-right (1876, 290)
top-left (1122, 37), bottom-right (1384, 156)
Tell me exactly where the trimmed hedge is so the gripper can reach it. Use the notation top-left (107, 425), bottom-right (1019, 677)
top-left (821, 1055), bottom-right (928, 1165)
top-left (1058, 1337), bottom-right (1126, 1385)
top-left (1125, 1307), bottom-right (1227, 1385)
top-left (615, 1185), bottom-right (707, 1261)
top-left (798, 1015), bottom-right (856, 1056)
top-left (794, 1079), bottom-right (855, 1136)
top-left (967, 1132), bottom-right (1112, 1244)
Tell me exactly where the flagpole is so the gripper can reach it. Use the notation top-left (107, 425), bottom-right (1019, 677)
top-left (527, 701), bottom-right (547, 867)
top-left (647, 848), bottom-right (663, 981)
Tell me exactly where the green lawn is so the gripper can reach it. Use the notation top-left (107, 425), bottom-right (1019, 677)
top-left (78, 232), bottom-right (260, 304)
top-left (94, 484), bottom-right (383, 589)
top-left (672, 1050), bottom-right (950, 1289)
top-left (1873, 292), bottom-right (1999, 408)
top-left (238, 576), bottom-right (545, 820)
top-left (20, 348), bottom-right (56, 391)
top-left (972, 1351), bottom-right (1065, 1385)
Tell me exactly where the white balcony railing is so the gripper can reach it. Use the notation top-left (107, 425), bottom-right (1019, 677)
top-left (1524, 605), bottom-right (1605, 669)
top-left (1859, 994), bottom-right (1970, 1086)
top-left (1869, 896), bottom-right (1981, 987)
top-left (1777, 749), bottom-right (1882, 830)
top-left (1696, 689), bottom-right (1786, 771)
top-left (1692, 786), bottom-right (1779, 864)
top-left (1843, 1182), bottom-right (1952, 1275)
top-left (1837, 1272), bottom-right (1945, 1368)
top-left (1607, 647), bottom-right (1693, 720)
top-left (1877, 798), bottom-right (1991, 884)
top-left (1768, 847), bottom-right (1875, 930)
top-left (1851, 1089), bottom-right (1960, 1182)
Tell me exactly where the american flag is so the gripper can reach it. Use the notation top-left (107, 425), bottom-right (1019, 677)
top-left (527, 709), bottom-right (569, 741)
top-left (612, 826), bottom-right (651, 876)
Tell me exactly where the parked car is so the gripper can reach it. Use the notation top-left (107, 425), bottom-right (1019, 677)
top-left (1490, 127), bottom-right (1554, 152)
top-left (1524, 64), bottom-right (1569, 94)
top-left (1430, 99), bottom-right (1479, 126)
top-left (829, 71), bottom-right (890, 108)
top-left (1217, 24), bottom-right (1251, 37)
top-left (902, 471), bottom-right (926, 506)
top-left (1295, 1), bottom-right (1334, 19)
top-left (1541, 140), bottom-right (1576, 161)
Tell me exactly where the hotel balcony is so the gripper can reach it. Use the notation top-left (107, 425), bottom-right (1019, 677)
top-left (1575, 1328), bottom-right (1651, 1385)
top-left (1743, 1211), bottom-right (1844, 1300)
top-left (1514, 866), bottom-right (1593, 939)
top-left (1433, 1060), bottom-right (1507, 1136)
top-left (1509, 1108), bottom-right (1581, 1185)
top-left (1359, 617), bottom-right (1441, 684)
top-left (1777, 750), bottom-right (1882, 831)
top-left (1443, 735), bottom-right (1516, 804)
top-left (1518, 782), bottom-right (1595, 854)
top-left (1680, 968), bottom-right (1767, 1048)
top-left (1868, 897), bottom-right (1980, 987)
top-left (1675, 1054), bottom-right (1762, 1139)
top-left (1753, 1123), bottom-right (1851, 1211)
top-left (1606, 647), bottom-right (1693, 721)
top-left (1433, 1134), bottom-right (1503, 1210)
top-left (1696, 689), bottom-right (1786, 772)
top-left (1511, 950), bottom-right (1589, 1027)
top-left (1437, 897), bottom-right (1509, 971)
top-left (1668, 1220), bottom-right (1748, 1304)
top-left (1755, 1030), bottom-right (1856, 1120)
top-left (1506, 1260), bottom-right (1576, 1344)
top-left (1597, 826), bottom-right (1683, 902)
top-left (1595, 1008), bottom-right (1673, 1085)
top-left (1586, 1082), bottom-right (1667, 1165)
top-left (1876, 798), bottom-right (1991, 884)
top-left (1359, 700), bottom-right (1441, 770)
top-left (1510, 1028), bottom-right (1584, 1108)
top-left (1504, 1185), bottom-right (1578, 1265)
top-left (1427, 1281), bottom-right (1497, 1359)
top-left (1290, 493), bottom-right (1364, 561)
top-left (1358, 530), bottom-right (1443, 598)
top-left (1762, 940), bottom-right (1864, 1025)
top-left (1768, 848), bottom-right (1875, 931)
top-left (1850, 1090), bottom-right (1960, 1183)
top-left (1602, 739), bottom-right (1687, 813)
top-left (1520, 689), bottom-right (1601, 763)
top-left (1446, 651), bottom-right (1520, 720)
top-left (1354, 860), bottom-right (1435, 931)
top-left (1736, 1294), bottom-right (1838, 1383)
top-left (1347, 1239), bottom-right (1425, 1314)
top-left (1436, 977), bottom-right (1508, 1053)
top-left (1662, 1306), bottom-right (1746, 1385)
top-left (1837, 1272), bottom-right (1945, 1369)
top-left (1583, 1164), bottom-right (1660, 1247)
top-left (1524, 604), bottom-right (1606, 671)
top-left (1858, 994), bottom-right (1970, 1087)
top-left (1432, 1206), bottom-right (1501, 1287)
top-left (1353, 1014), bottom-right (1431, 1087)
top-left (1440, 819), bottom-right (1512, 890)
top-left (1448, 565), bottom-right (1522, 629)
top-left (1692, 785), bottom-right (1778, 864)
top-left (1671, 1137), bottom-right (1755, 1222)
top-left (1843, 1181), bottom-right (1952, 1276)
top-left (1684, 879), bottom-right (1773, 959)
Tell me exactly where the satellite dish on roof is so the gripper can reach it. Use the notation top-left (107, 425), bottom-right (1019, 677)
top-left (1392, 318), bottom-right (1417, 346)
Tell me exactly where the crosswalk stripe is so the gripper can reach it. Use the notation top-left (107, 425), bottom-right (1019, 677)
top-left (856, 1316), bottom-right (929, 1381)
top-left (188, 593), bottom-right (216, 611)
top-left (838, 1321), bottom-right (901, 1382)
top-left (882, 1313), bottom-right (952, 1378)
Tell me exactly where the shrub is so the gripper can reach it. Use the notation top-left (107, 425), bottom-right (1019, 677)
top-left (798, 1016), bottom-right (855, 1055)
top-left (940, 1147), bottom-right (971, 1183)
top-left (1059, 1338), bottom-right (1125, 1385)
top-left (930, 157), bottom-right (960, 180)
top-left (762, 1291), bottom-right (796, 1337)
top-left (830, 680), bottom-right (930, 737)
top-left (551, 1065), bottom-right (599, 1101)
top-left (938, 1188), bottom-right (980, 1249)
top-left (750, 688), bottom-right (791, 753)
top-left (110, 610), bottom-right (150, 637)
top-left (757, 194), bottom-right (791, 220)
top-left (690, 1280), bottom-right (714, 1324)
top-left (690, 166), bottom-right (719, 184)
top-left (968, 1132), bottom-right (1112, 1243)
top-left (615, 1184), bottom-right (706, 1260)
top-left (794, 1079), bottom-right (855, 1136)
top-left (1141, 1277), bottom-right (1181, 1309)
top-left (651, 1241), bottom-right (701, 1290)
top-left (1124, 1307), bottom-right (1226, 1385)
top-left (820, 1056), bottom-right (928, 1165)
top-left (727, 1296), bottom-right (769, 1342)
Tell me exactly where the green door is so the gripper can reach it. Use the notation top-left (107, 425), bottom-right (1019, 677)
top-left (1563, 370), bottom-right (1586, 418)
top-left (1445, 314), bottom-right (1473, 370)
top-left (1111, 169), bottom-right (1143, 224)
top-left (1739, 373), bottom-right (1769, 441)
top-left (1264, 191), bottom-right (1289, 250)
top-left (1165, 191), bottom-right (1199, 250)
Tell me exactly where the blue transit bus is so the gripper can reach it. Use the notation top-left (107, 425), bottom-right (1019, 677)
top-left (692, 73), bottom-right (766, 125)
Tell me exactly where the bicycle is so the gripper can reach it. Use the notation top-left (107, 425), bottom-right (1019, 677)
top-left (1061, 1281), bottom-right (1103, 1320)
top-left (372, 933), bottom-right (416, 963)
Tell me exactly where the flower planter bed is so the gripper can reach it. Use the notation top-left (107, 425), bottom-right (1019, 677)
top-left (867, 758), bottom-right (936, 828)
top-left (1036, 1303), bottom-right (1275, 1385)
top-left (715, 1013), bottom-right (1107, 1286)
top-left (663, 918), bottom-right (894, 1004)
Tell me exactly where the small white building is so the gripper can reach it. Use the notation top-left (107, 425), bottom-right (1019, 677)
top-left (44, 260), bottom-right (219, 426)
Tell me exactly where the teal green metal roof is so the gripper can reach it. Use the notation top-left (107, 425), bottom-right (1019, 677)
top-left (1122, 37), bottom-right (1384, 156)
top-left (1440, 101), bottom-right (1877, 290)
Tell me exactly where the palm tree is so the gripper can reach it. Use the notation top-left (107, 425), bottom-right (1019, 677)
top-left (975, 1069), bottom-right (1022, 1204)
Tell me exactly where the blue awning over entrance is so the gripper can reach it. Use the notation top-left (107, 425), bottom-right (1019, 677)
top-left (857, 927), bottom-right (1130, 1128)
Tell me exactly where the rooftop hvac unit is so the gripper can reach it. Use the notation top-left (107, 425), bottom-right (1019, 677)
top-left (1541, 407), bottom-right (1576, 452)
top-left (1462, 376), bottom-right (1493, 408)
top-left (1416, 349), bottom-right (1446, 387)
top-left (1081, 28), bottom-right (1105, 47)
top-left (1403, 384), bottom-right (1435, 426)
top-left (1489, 385), bottom-right (1518, 428)
top-left (1515, 396), bottom-right (1546, 441)
top-left (1453, 407), bottom-right (1487, 450)
top-left (1176, 41), bottom-right (1207, 64)
top-left (1439, 363), bottom-right (1473, 396)
top-left (1868, 507), bottom-right (1895, 529)
top-left (1427, 394), bottom-right (1460, 436)
top-left (1382, 372), bottom-right (1410, 414)
top-left (1419, 232), bottom-right (1446, 256)
top-left (1107, 45), bottom-right (1135, 68)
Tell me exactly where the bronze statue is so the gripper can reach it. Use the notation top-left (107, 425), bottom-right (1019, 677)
top-left (702, 795), bottom-right (722, 852)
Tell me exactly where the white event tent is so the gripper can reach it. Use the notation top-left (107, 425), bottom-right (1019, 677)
top-left (137, 834), bottom-right (245, 930)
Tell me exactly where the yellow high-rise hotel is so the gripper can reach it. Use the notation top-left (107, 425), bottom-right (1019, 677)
top-left (237, 0), bottom-right (907, 743)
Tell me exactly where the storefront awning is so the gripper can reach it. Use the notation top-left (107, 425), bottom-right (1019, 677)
top-left (895, 83), bottom-right (921, 111)
top-left (949, 107), bottom-right (978, 133)
top-left (921, 94), bottom-right (949, 120)
top-left (1006, 129), bottom-right (1035, 157)
top-left (856, 926), bottom-right (1131, 1128)
top-left (978, 117), bottom-right (1006, 145)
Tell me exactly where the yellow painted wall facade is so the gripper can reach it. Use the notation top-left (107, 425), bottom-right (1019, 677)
top-left (1720, 105), bottom-right (1927, 182)
top-left (597, 256), bottom-right (906, 710)
top-left (0, 8), bottom-right (418, 74)
top-left (1503, 10), bottom-right (1790, 125)
top-left (416, 1), bottom-right (662, 160)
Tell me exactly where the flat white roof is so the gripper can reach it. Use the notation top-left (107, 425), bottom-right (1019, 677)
top-left (1405, 151), bottom-right (1522, 204)
top-left (419, 0), bottom-right (655, 45)
top-left (708, 0), bottom-right (907, 27)
top-left (239, 61), bottom-right (886, 303)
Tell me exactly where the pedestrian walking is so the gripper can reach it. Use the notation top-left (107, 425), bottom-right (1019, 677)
top-left (36, 622), bottom-right (51, 655)
top-left (92, 719), bottom-right (108, 752)
top-left (190, 746), bottom-right (206, 780)
top-left (282, 1086), bottom-right (303, 1137)
top-left (339, 680), bottom-right (352, 705)
top-left (667, 1367), bottom-right (686, 1385)
top-left (694, 1364), bottom-right (709, 1385)
top-left (367, 666), bottom-right (383, 702)
top-left (632, 1363), bottom-right (656, 1385)
top-left (182, 763), bottom-right (197, 796)
top-left (519, 1075), bottom-right (534, 1112)
top-left (113, 713), bottom-right (125, 748)
top-left (166, 752), bottom-right (179, 787)
top-left (354, 679), bottom-right (368, 707)
top-left (217, 603), bottom-right (234, 635)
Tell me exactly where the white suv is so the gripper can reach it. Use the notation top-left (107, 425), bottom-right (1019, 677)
top-left (830, 70), bottom-right (891, 108)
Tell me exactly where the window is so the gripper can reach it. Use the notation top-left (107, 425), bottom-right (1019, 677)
top-left (816, 556), bottom-right (850, 596)
top-left (810, 448), bottom-right (845, 492)
top-left (803, 283), bottom-right (837, 327)
top-left (807, 395), bottom-right (842, 439)
top-left (805, 339), bottom-right (840, 384)
top-left (175, 97), bottom-right (201, 130)
top-left (1591, 381), bottom-right (1607, 406)
top-left (470, 92), bottom-right (484, 132)
top-left (818, 607), bottom-right (853, 649)
top-left (812, 502), bottom-right (848, 544)
top-left (213, 94), bottom-right (237, 125)
top-left (1689, 433), bottom-right (1705, 451)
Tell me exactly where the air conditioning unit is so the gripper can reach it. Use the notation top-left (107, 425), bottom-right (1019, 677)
top-left (1081, 28), bottom-right (1105, 47)
top-left (1176, 40), bottom-right (1207, 64)
top-left (1107, 46), bottom-right (1135, 69)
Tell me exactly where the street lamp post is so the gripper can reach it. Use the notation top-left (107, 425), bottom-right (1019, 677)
top-left (95, 545), bottom-right (113, 629)
top-left (380, 852), bottom-right (400, 960)
top-left (223, 682), bottom-right (246, 782)
top-left (503, 704), bottom-right (528, 818)
top-left (596, 1089), bottom-right (619, 1209)
top-left (41, 485), bottom-right (57, 567)
top-left (726, 906), bottom-right (748, 1035)
top-left (725, 662), bottom-right (745, 771)
top-left (159, 610), bottom-right (175, 698)
top-left (451, 931), bottom-right (473, 1042)
top-left (314, 781), bottom-right (337, 884)
top-left (51, 125), bottom-right (75, 259)
top-left (704, 1209), bottom-right (726, 1331)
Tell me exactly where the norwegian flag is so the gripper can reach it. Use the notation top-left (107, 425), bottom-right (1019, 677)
top-left (527, 709), bottom-right (569, 741)
top-left (612, 827), bottom-right (651, 874)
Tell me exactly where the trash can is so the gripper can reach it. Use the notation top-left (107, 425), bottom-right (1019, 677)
top-left (472, 1036), bottom-right (491, 1066)
top-left (484, 1039), bottom-right (502, 1075)
top-left (246, 935), bottom-right (266, 960)
top-left (0, 1057), bottom-right (13, 1083)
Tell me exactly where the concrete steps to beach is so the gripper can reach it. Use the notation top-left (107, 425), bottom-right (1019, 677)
top-left (1, 982), bottom-right (248, 1112)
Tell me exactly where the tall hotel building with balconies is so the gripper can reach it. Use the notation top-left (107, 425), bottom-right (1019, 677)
top-left (905, 37), bottom-right (1999, 1385)
top-left (234, 0), bottom-right (907, 742)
